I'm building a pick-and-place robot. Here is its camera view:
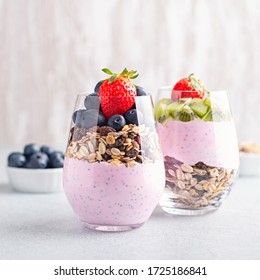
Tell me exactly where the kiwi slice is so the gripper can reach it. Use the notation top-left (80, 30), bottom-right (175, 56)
top-left (204, 97), bottom-right (211, 107)
top-left (202, 107), bottom-right (225, 122)
top-left (167, 102), bottom-right (184, 117)
top-left (202, 109), bottom-right (213, 121)
top-left (176, 105), bottom-right (195, 122)
top-left (190, 98), bottom-right (209, 118)
top-left (154, 102), bottom-right (169, 123)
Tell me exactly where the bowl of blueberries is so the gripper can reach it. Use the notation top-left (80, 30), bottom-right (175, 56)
top-left (7, 143), bottom-right (64, 193)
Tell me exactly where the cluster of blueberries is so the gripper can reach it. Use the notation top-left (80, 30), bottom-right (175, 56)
top-left (72, 81), bottom-right (148, 132)
top-left (8, 144), bottom-right (64, 169)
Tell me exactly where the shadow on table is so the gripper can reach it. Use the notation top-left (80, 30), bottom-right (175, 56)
top-left (151, 206), bottom-right (191, 220)
top-left (0, 182), bottom-right (13, 193)
top-left (6, 217), bottom-right (134, 238)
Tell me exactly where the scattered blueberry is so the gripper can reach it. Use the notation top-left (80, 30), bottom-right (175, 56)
top-left (49, 152), bottom-right (64, 168)
top-left (98, 112), bottom-right (107, 126)
top-left (124, 109), bottom-right (143, 125)
top-left (107, 114), bottom-right (126, 131)
top-left (24, 144), bottom-right (40, 158)
top-left (8, 144), bottom-right (64, 169)
top-left (25, 152), bottom-right (49, 169)
top-left (84, 93), bottom-right (100, 110)
top-left (94, 80), bottom-right (103, 93)
top-left (8, 152), bottom-right (26, 168)
top-left (40, 145), bottom-right (54, 156)
top-left (50, 151), bottom-right (64, 158)
top-left (75, 109), bottom-right (99, 129)
top-left (136, 86), bottom-right (148, 96)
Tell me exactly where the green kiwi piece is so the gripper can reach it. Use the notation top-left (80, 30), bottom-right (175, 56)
top-left (202, 107), bottom-right (225, 122)
top-left (167, 102), bottom-right (184, 117)
top-left (202, 109), bottom-right (213, 121)
top-left (190, 98), bottom-right (209, 118)
top-left (154, 102), bottom-right (169, 123)
top-left (204, 97), bottom-right (211, 107)
top-left (176, 105), bottom-right (195, 122)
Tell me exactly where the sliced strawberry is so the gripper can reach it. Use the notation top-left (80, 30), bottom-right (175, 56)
top-left (99, 68), bottom-right (138, 119)
top-left (171, 73), bottom-right (207, 100)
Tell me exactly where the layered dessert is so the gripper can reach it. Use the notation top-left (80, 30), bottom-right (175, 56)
top-left (155, 74), bottom-right (239, 213)
top-left (63, 68), bottom-right (165, 230)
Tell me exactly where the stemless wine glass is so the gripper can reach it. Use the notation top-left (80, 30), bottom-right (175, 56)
top-left (155, 88), bottom-right (239, 215)
top-left (63, 93), bottom-right (165, 231)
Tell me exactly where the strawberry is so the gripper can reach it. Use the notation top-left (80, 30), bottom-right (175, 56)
top-left (171, 73), bottom-right (207, 100)
top-left (98, 68), bottom-right (138, 119)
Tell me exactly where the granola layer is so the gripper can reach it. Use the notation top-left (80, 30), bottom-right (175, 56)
top-left (164, 156), bottom-right (235, 208)
top-left (66, 124), bottom-right (162, 167)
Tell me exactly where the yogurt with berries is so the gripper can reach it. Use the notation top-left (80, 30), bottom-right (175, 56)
top-left (63, 67), bottom-right (165, 231)
top-left (155, 75), bottom-right (239, 214)
top-left (63, 158), bottom-right (165, 226)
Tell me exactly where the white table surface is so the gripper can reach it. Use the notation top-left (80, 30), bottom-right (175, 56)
top-left (0, 149), bottom-right (260, 260)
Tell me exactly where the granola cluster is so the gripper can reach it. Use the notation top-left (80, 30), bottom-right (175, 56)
top-left (164, 156), bottom-right (235, 208)
top-left (66, 124), bottom-right (162, 167)
top-left (239, 143), bottom-right (260, 154)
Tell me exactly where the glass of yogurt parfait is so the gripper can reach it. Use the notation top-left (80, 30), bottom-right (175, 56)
top-left (154, 74), bottom-right (239, 215)
top-left (63, 68), bottom-right (165, 231)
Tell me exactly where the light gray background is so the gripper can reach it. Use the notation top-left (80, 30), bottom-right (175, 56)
top-left (1, 0), bottom-right (260, 149)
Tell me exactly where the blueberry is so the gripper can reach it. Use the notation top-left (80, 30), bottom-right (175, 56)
top-left (40, 145), bottom-right (54, 156)
top-left (107, 114), bottom-right (126, 131)
top-left (136, 86), bottom-right (148, 96)
top-left (51, 151), bottom-right (64, 158)
top-left (74, 109), bottom-right (99, 129)
top-left (49, 152), bottom-right (64, 168)
top-left (94, 80), bottom-right (103, 93)
top-left (84, 93), bottom-right (100, 110)
top-left (90, 92), bottom-right (99, 96)
top-left (98, 112), bottom-right (106, 126)
top-left (25, 152), bottom-right (49, 169)
top-left (72, 109), bottom-right (84, 123)
top-left (24, 144), bottom-right (41, 158)
top-left (124, 109), bottom-right (143, 125)
top-left (8, 152), bottom-right (26, 168)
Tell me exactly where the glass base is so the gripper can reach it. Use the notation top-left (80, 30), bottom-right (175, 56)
top-left (159, 187), bottom-right (231, 216)
top-left (160, 205), bottom-right (217, 216)
top-left (82, 222), bottom-right (144, 232)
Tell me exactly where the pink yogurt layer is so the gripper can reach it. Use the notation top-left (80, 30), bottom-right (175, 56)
top-left (63, 157), bottom-right (165, 226)
top-left (157, 119), bottom-right (239, 169)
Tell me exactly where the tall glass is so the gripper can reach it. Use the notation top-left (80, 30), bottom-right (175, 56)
top-left (155, 88), bottom-right (239, 215)
top-left (63, 93), bottom-right (165, 231)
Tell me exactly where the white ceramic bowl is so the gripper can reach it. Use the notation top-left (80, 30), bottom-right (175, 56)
top-left (7, 167), bottom-right (63, 193)
top-left (239, 152), bottom-right (260, 176)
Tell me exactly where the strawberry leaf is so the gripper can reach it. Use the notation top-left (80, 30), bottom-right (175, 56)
top-left (188, 73), bottom-right (195, 79)
top-left (108, 75), bottom-right (117, 83)
top-left (129, 73), bottom-right (139, 79)
top-left (188, 73), bottom-right (206, 91)
top-left (101, 67), bottom-right (139, 83)
top-left (127, 70), bottom-right (137, 76)
top-left (102, 68), bottom-right (113, 75)
top-left (120, 68), bottom-right (128, 76)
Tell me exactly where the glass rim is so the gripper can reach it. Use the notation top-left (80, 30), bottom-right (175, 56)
top-left (158, 87), bottom-right (227, 94)
top-left (76, 92), bottom-right (152, 97)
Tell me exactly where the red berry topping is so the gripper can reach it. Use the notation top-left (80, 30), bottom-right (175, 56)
top-left (172, 73), bottom-right (207, 100)
top-left (99, 68), bottom-right (138, 119)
